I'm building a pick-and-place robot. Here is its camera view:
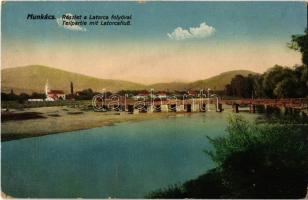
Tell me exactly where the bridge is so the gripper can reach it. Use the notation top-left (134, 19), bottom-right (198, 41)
top-left (93, 96), bottom-right (308, 115)
top-left (222, 98), bottom-right (308, 114)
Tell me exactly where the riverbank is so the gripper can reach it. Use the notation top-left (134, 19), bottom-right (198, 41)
top-left (1, 106), bottom-right (182, 141)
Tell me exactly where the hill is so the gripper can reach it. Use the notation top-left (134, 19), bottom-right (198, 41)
top-left (187, 70), bottom-right (257, 91)
top-left (147, 70), bottom-right (257, 91)
top-left (148, 82), bottom-right (189, 91)
top-left (1, 65), bottom-right (257, 94)
top-left (1, 65), bottom-right (146, 94)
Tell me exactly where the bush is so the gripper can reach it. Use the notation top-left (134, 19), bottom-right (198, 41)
top-left (207, 115), bottom-right (308, 198)
top-left (147, 115), bottom-right (308, 198)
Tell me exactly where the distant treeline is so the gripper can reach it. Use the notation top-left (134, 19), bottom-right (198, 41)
top-left (1, 91), bottom-right (46, 103)
top-left (225, 64), bottom-right (308, 98)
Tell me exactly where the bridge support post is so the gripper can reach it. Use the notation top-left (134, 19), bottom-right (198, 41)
top-left (169, 104), bottom-right (177, 112)
top-left (139, 105), bottom-right (148, 113)
top-left (186, 104), bottom-right (192, 112)
top-left (249, 104), bottom-right (256, 113)
top-left (161, 105), bottom-right (168, 112)
top-left (121, 105), bottom-right (125, 112)
top-left (233, 103), bottom-right (239, 113)
top-left (127, 105), bottom-right (134, 114)
top-left (266, 105), bottom-right (274, 114)
top-left (217, 103), bottom-right (223, 112)
top-left (154, 105), bottom-right (161, 112)
top-left (199, 103), bottom-right (206, 112)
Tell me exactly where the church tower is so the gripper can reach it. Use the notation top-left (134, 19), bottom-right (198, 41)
top-left (45, 79), bottom-right (49, 96)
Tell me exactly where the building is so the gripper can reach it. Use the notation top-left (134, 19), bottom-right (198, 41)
top-left (47, 90), bottom-right (66, 101)
top-left (187, 90), bottom-right (199, 97)
top-left (45, 80), bottom-right (66, 101)
top-left (134, 91), bottom-right (150, 100)
top-left (156, 92), bottom-right (168, 99)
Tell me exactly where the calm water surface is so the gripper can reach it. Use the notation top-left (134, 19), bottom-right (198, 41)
top-left (1, 111), bottom-right (255, 198)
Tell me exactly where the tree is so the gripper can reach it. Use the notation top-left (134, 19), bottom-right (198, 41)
top-left (17, 93), bottom-right (30, 103)
top-left (261, 65), bottom-right (305, 98)
top-left (31, 92), bottom-right (46, 99)
top-left (289, 31), bottom-right (308, 66)
top-left (148, 116), bottom-right (308, 199)
top-left (225, 74), bottom-right (257, 98)
top-left (75, 88), bottom-right (95, 100)
top-left (206, 116), bottom-right (308, 198)
top-left (273, 77), bottom-right (298, 98)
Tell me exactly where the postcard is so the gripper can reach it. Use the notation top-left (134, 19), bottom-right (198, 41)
top-left (1, 1), bottom-right (308, 199)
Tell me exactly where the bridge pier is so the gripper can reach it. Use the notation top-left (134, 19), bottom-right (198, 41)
top-left (255, 104), bottom-right (265, 113)
top-left (249, 104), bottom-right (256, 113)
top-left (139, 105), bottom-right (148, 113)
top-left (112, 104), bottom-right (123, 111)
top-left (186, 104), bottom-right (192, 112)
top-left (217, 103), bottom-right (223, 112)
top-left (161, 105), bottom-right (168, 112)
top-left (169, 104), bottom-right (177, 112)
top-left (127, 105), bottom-right (134, 114)
top-left (153, 105), bottom-right (161, 112)
top-left (200, 103), bottom-right (206, 112)
top-left (265, 105), bottom-right (280, 115)
top-left (233, 103), bottom-right (239, 113)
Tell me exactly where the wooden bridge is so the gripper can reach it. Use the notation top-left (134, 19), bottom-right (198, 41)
top-left (222, 98), bottom-right (308, 114)
top-left (223, 98), bottom-right (308, 109)
top-left (94, 97), bottom-right (308, 115)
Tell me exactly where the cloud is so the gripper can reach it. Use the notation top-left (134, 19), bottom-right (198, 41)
top-left (56, 13), bottom-right (87, 32)
top-left (167, 22), bottom-right (215, 40)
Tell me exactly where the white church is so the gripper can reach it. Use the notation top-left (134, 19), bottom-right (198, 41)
top-left (45, 80), bottom-right (66, 101)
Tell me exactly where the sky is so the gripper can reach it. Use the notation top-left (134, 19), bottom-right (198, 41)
top-left (1, 1), bottom-right (306, 84)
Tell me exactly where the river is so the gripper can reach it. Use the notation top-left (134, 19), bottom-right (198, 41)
top-left (1, 111), bottom-right (255, 198)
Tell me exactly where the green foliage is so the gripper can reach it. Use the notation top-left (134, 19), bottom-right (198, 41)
top-left (30, 92), bottom-right (46, 99)
top-left (75, 88), bottom-right (99, 100)
top-left (262, 65), bottom-right (303, 98)
top-left (145, 184), bottom-right (185, 199)
top-left (148, 116), bottom-right (308, 198)
top-left (289, 31), bottom-right (308, 66)
top-left (206, 115), bottom-right (308, 198)
top-left (147, 169), bottom-right (228, 199)
top-left (182, 168), bottom-right (228, 198)
top-left (225, 74), bottom-right (257, 98)
top-left (2, 91), bottom-right (46, 102)
top-left (225, 64), bottom-right (308, 98)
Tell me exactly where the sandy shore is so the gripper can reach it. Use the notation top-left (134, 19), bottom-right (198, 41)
top-left (1, 106), bottom-right (180, 141)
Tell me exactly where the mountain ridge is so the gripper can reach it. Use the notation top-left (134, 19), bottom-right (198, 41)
top-left (1, 65), bottom-right (257, 94)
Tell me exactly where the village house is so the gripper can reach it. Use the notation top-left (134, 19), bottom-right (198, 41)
top-left (156, 91), bottom-right (168, 99)
top-left (45, 80), bottom-right (66, 101)
top-left (187, 90), bottom-right (199, 97)
top-left (134, 91), bottom-right (150, 100)
top-left (46, 90), bottom-right (66, 101)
